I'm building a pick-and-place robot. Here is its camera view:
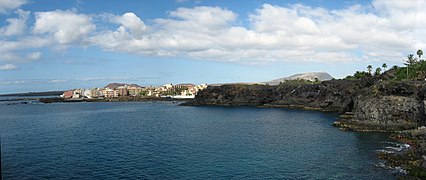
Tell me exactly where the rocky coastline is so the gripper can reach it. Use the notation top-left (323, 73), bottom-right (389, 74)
top-left (183, 78), bottom-right (426, 131)
top-left (378, 127), bottom-right (426, 178)
top-left (1, 97), bottom-right (188, 105)
top-left (182, 77), bottom-right (426, 178)
top-left (38, 97), bottom-right (188, 103)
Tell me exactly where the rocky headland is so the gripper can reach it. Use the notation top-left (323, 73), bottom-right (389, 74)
top-left (182, 74), bottom-right (426, 178)
top-left (184, 77), bottom-right (426, 132)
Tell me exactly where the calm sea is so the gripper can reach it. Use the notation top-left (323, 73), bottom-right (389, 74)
top-left (1, 101), bottom-right (396, 179)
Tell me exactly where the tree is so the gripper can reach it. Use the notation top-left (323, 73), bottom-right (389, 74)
top-left (367, 65), bottom-right (373, 74)
top-left (405, 54), bottom-right (417, 78)
top-left (417, 49), bottom-right (423, 60)
top-left (406, 54), bottom-right (417, 65)
top-left (392, 65), bottom-right (398, 70)
top-left (382, 63), bottom-right (387, 71)
top-left (375, 67), bottom-right (382, 76)
top-left (353, 71), bottom-right (369, 79)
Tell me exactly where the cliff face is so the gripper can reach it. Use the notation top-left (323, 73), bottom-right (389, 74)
top-left (266, 79), bottom-right (370, 112)
top-left (190, 84), bottom-right (276, 106)
top-left (337, 81), bottom-right (426, 131)
top-left (184, 79), bottom-right (426, 131)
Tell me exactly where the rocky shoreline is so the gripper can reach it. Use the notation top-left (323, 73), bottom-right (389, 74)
top-left (182, 77), bottom-right (426, 178)
top-left (1, 97), bottom-right (188, 105)
top-left (38, 97), bottom-right (189, 103)
top-left (379, 127), bottom-right (426, 178)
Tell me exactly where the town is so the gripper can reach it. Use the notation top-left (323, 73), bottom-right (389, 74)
top-left (61, 83), bottom-right (208, 99)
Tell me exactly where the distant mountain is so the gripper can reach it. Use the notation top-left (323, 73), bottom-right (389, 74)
top-left (104, 83), bottom-right (141, 89)
top-left (265, 72), bottom-right (334, 85)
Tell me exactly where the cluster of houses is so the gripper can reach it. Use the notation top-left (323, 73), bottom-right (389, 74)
top-left (61, 83), bottom-right (208, 99)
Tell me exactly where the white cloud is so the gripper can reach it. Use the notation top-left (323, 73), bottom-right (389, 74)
top-left (0, 9), bottom-right (30, 36)
top-left (0, 37), bottom-right (50, 62)
top-left (88, 1), bottom-right (425, 64)
top-left (2, 0), bottom-right (426, 66)
top-left (110, 12), bottom-right (147, 38)
top-left (0, 80), bottom-right (26, 85)
top-left (0, 0), bottom-right (27, 13)
top-left (48, 79), bottom-right (67, 83)
top-left (0, 64), bottom-right (18, 70)
top-left (33, 10), bottom-right (95, 44)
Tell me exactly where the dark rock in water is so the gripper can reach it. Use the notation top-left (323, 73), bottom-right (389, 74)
top-left (380, 128), bottom-right (426, 178)
top-left (184, 78), bottom-right (426, 132)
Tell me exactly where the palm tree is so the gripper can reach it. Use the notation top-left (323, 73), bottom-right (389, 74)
top-left (417, 49), bottom-right (423, 60)
top-left (382, 63), bottom-right (387, 71)
top-left (405, 54), bottom-right (417, 78)
top-left (367, 65), bottom-right (373, 75)
top-left (375, 67), bottom-right (382, 76)
top-left (407, 54), bottom-right (417, 65)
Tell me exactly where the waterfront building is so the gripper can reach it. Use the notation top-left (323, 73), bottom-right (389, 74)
top-left (62, 90), bottom-right (73, 99)
top-left (103, 88), bottom-right (118, 98)
top-left (127, 86), bottom-right (144, 96)
top-left (72, 89), bottom-right (82, 99)
top-left (118, 87), bottom-right (128, 96)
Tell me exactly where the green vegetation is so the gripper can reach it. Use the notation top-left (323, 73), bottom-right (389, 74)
top-left (394, 50), bottom-right (426, 80)
top-left (344, 49), bottom-right (426, 81)
top-left (344, 71), bottom-right (370, 80)
top-left (367, 65), bottom-right (373, 74)
top-left (417, 49), bottom-right (423, 59)
top-left (382, 63), bottom-right (387, 71)
top-left (374, 67), bottom-right (382, 76)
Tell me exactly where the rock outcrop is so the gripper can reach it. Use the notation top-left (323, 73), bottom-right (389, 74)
top-left (334, 81), bottom-right (426, 132)
top-left (380, 127), bottom-right (426, 178)
top-left (184, 78), bottom-right (426, 132)
top-left (188, 84), bottom-right (276, 106)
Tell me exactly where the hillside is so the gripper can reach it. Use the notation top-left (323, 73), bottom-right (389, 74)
top-left (266, 72), bottom-right (334, 85)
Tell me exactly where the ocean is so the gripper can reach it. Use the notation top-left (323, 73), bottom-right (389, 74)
top-left (1, 101), bottom-right (396, 179)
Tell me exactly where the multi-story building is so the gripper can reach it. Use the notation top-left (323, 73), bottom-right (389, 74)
top-left (118, 87), bottom-right (128, 97)
top-left (102, 88), bottom-right (118, 98)
top-left (62, 83), bottom-right (208, 99)
top-left (89, 88), bottom-right (101, 98)
top-left (127, 86), bottom-right (144, 96)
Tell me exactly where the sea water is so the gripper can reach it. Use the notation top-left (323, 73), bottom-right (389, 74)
top-left (1, 101), bottom-right (396, 179)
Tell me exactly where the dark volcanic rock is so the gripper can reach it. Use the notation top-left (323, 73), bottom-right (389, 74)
top-left (185, 79), bottom-right (369, 112)
top-left (335, 81), bottom-right (426, 132)
top-left (185, 84), bottom-right (275, 106)
top-left (268, 79), bottom-right (365, 112)
top-left (184, 78), bottom-right (426, 132)
top-left (380, 128), bottom-right (426, 178)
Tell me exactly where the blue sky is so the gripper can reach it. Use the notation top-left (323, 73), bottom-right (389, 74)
top-left (0, 0), bottom-right (424, 94)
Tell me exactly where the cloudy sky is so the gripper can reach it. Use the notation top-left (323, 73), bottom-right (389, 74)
top-left (0, 0), bottom-right (424, 93)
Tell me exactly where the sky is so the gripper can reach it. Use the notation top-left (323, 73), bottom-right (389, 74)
top-left (0, 0), bottom-right (425, 94)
